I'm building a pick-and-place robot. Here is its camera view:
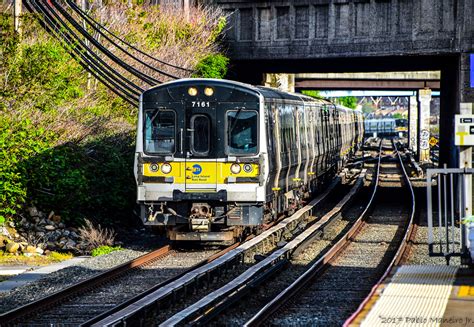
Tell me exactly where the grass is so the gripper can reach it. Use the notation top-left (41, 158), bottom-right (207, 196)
top-left (91, 245), bottom-right (122, 257)
top-left (0, 251), bottom-right (73, 266)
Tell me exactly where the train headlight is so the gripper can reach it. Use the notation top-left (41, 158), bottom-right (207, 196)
top-left (188, 87), bottom-right (198, 96)
top-left (150, 164), bottom-right (159, 172)
top-left (230, 163), bottom-right (241, 174)
top-left (243, 164), bottom-right (253, 173)
top-left (204, 87), bottom-right (214, 97)
top-left (161, 163), bottom-right (172, 174)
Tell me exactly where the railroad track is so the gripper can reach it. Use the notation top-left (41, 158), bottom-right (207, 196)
top-left (0, 168), bottom-right (365, 326)
top-left (0, 244), bottom-right (236, 326)
top-left (241, 138), bottom-right (416, 326)
top-left (59, 173), bottom-right (361, 326)
top-left (146, 171), bottom-right (366, 325)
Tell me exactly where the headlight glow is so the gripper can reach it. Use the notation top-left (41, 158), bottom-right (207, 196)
top-left (204, 87), bottom-right (214, 96)
top-left (188, 87), bottom-right (198, 96)
top-left (230, 163), bottom-right (241, 174)
top-left (161, 163), bottom-right (172, 174)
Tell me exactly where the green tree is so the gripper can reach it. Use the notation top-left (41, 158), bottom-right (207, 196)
top-left (301, 90), bottom-right (322, 99)
top-left (192, 54), bottom-right (229, 79)
top-left (339, 96), bottom-right (357, 109)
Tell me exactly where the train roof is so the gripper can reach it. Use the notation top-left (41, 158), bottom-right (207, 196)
top-left (143, 79), bottom-right (357, 113)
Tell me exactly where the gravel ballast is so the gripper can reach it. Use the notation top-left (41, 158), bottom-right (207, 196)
top-left (0, 248), bottom-right (148, 314)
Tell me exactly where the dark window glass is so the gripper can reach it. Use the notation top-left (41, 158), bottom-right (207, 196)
top-left (227, 110), bottom-right (258, 155)
top-left (192, 115), bottom-right (210, 155)
top-left (145, 110), bottom-right (175, 154)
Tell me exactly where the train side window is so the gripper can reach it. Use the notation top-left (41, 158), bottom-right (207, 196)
top-left (144, 109), bottom-right (176, 154)
top-left (226, 110), bottom-right (258, 155)
top-left (191, 115), bottom-right (210, 156)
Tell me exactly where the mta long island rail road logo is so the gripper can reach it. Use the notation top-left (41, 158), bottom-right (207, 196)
top-left (192, 164), bottom-right (202, 175)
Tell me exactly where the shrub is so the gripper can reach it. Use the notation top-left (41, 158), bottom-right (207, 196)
top-left (91, 245), bottom-right (122, 257)
top-left (0, 118), bottom-right (57, 221)
top-left (78, 219), bottom-right (116, 250)
top-left (192, 54), bottom-right (229, 79)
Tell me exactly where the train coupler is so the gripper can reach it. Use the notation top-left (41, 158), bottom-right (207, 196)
top-left (190, 218), bottom-right (210, 232)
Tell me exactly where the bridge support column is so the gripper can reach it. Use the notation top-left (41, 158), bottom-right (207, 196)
top-left (418, 89), bottom-right (432, 162)
top-left (263, 73), bottom-right (295, 93)
top-left (408, 95), bottom-right (418, 154)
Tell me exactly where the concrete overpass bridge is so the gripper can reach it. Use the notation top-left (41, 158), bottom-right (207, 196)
top-left (212, 0), bottom-right (474, 169)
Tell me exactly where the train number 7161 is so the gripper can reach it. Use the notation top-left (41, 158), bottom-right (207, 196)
top-left (191, 101), bottom-right (210, 108)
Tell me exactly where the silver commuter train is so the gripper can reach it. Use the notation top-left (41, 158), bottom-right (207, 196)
top-left (134, 79), bottom-right (364, 242)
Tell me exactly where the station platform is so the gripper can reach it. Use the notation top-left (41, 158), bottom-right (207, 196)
top-left (348, 265), bottom-right (474, 327)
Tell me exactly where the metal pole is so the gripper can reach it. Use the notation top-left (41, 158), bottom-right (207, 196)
top-left (14, 0), bottom-right (22, 36)
top-left (183, 0), bottom-right (190, 21)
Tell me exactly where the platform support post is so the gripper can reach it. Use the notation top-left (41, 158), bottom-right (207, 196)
top-left (408, 95), bottom-right (418, 154)
top-left (263, 73), bottom-right (295, 93)
top-left (418, 89), bottom-right (432, 162)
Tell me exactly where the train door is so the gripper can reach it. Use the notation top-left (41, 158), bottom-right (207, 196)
top-left (183, 104), bottom-right (217, 191)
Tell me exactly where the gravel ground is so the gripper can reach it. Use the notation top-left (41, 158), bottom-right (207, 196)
top-left (15, 249), bottom-right (218, 326)
top-left (0, 248), bottom-right (149, 314)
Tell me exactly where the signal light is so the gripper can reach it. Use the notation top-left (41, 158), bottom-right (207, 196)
top-left (243, 164), bottom-right (253, 173)
top-left (150, 164), bottom-right (159, 172)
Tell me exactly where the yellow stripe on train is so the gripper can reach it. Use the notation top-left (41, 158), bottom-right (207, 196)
top-left (143, 162), bottom-right (259, 184)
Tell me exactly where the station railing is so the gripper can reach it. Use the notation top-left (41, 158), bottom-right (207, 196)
top-left (426, 168), bottom-right (474, 265)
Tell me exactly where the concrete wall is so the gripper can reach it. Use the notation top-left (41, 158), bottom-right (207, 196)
top-left (217, 0), bottom-right (473, 62)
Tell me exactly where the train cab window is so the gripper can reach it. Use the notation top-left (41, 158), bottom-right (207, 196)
top-left (144, 110), bottom-right (176, 154)
top-left (191, 115), bottom-right (210, 156)
top-left (226, 110), bottom-right (258, 155)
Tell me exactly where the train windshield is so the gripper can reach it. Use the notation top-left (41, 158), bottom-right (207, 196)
top-left (144, 110), bottom-right (176, 154)
top-left (227, 110), bottom-right (258, 155)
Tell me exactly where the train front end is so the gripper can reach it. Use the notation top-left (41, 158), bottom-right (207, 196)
top-left (134, 79), bottom-right (267, 242)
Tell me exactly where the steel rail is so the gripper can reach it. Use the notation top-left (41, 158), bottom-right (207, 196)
top-left (244, 140), bottom-right (389, 326)
top-left (0, 245), bottom-right (172, 325)
top-left (80, 242), bottom-right (241, 326)
top-left (162, 171), bottom-right (366, 326)
top-left (84, 178), bottom-right (342, 327)
top-left (342, 139), bottom-right (417, 327)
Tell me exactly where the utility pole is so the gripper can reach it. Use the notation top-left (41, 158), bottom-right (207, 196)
top-left (78, 0), bottom-right (93, 90)
top-left (14, 0), bottom-right (22, 37)
top-left (183, 0), bottom-right (190, 21)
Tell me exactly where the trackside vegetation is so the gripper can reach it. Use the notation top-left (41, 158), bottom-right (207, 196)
top-left (0, 3), bottom-right (229, 227)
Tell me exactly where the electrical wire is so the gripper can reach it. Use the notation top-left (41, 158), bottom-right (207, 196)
top-left (65, 0), bottom-right (181, 79)
top-left (27, 0), bottom-right (140, 105)
top-left (35, 0), bottom-right (143, 96)
top-left (49, 0), bottom-right (161, 86)
top-left (34, 0), bottom-right (142, 99)
top-left (67, 0), bottom-right (193, 73)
